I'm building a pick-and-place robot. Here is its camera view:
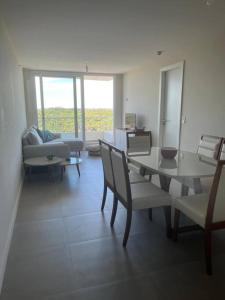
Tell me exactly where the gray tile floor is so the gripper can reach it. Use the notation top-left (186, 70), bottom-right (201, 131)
top-left (1, 153), bottom-right (225, 299)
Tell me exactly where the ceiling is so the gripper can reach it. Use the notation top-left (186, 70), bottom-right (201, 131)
top-left (1, 0), bottom-right (225, 73)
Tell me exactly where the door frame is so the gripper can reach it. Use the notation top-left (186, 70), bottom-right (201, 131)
top-left (157, 61), bottom-right (185, 149)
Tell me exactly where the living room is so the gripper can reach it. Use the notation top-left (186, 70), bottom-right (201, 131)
top-left (1, 0), bottom-right (225, 299)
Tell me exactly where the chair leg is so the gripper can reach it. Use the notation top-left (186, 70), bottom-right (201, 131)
top-left (204, 230), bottom-right (212, 275)
top-left (148, 208), bottom-right (153, 221)
top-left (164, 206), bottom-right (172, 238)
top-left (101, 184), bottom-right (107, 211)
top-left (110, 196), bottom-right (118, 227)
top-left (173, 209), bottom-right (180, 241)
top-left (123, 209), bottom-right (132, 247)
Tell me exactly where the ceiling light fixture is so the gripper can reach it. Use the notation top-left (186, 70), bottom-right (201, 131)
top-left (204, 0), bottom-right (215, 6)
top-left (156, 50), bottom-right (163, 56)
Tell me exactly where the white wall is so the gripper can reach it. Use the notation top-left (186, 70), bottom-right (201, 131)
top-left (123, 42), bottom-right (225, 151)
top-left (0, 19), bottom-right (26, 291)
top-left (113, 74), bottom-right (123, 130)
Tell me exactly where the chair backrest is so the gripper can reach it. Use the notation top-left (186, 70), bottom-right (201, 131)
top-left (197, 135), bottom-right (222, 160)
top-left (206, 160), bottom-right (225, 227)
top-left (219, 139), bottom-right (225, 160)
top-left (110, 147), bottom-right (132, 206)
top-left (99, 140), bottom-right (114, 189)
top-left (126, 131), bottom-right (152, 155)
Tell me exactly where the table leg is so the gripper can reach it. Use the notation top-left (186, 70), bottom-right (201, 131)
top-left (181, 184), bottom-right (189, 196)
top-left (60, 166), bottom-right (64, 181)
top-left (29, 166), bottom-right (32, 181)
top-left (140, 166), bottom-right (146, 176)
top-left (48, 166), bottom-right (54, 181)
top-left (159, 174), bottom-right (171, 192)
top-left (193, 178), bottom-right (203, 194)
top-left (159, 175), bottom-right (172, 237)
top-left (76, 164), bottom-right (80, 177)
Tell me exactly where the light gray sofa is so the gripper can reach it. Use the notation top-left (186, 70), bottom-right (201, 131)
top-left (22, 127), bottom-right (83, 159)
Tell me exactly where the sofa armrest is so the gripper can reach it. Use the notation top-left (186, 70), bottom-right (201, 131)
top-left (23, 143), bottom-right (70, 160)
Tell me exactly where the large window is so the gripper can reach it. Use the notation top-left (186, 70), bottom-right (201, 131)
top-left (35, 76), bottom-right (83, 139)
top-left (35, 74), bottom-right (113, 141)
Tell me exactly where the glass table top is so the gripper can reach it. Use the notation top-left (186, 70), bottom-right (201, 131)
top-left (128, 147), bottom-right (216, 178)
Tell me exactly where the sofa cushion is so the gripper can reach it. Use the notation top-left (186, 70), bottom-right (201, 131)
top-left (22, 130), bottom-right (30, 146)
top-left (53, 138), bottom-right (83, 152)
top-left (27, 128), bottom-right (43, 145)
top-left (45, 141), bottom-right (64, 145)
top-left (37, 129), bottom-right (57, 143)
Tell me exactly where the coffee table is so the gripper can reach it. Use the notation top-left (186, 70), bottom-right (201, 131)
top-left (24, 156), bottom-right (64, 179)
top-left (60, 157), bottom-right (82, 179)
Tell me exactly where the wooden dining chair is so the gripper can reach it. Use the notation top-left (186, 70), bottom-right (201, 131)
top-left (126, 131), bottom-right (152, 155)
top-left (110, 146), bottom-right (172, 247)
top-left (99, 140), bottom-right (115, 211)
top-left (218, 138), bottom-right (225, 160)
top-left (176, 134), bottom-right (223, 196)
top-left (197, 135), bottom-right (223, 160)
top-left (126, 130), bottom-right (157, 221)
top-left (99, 140), bottom-right (146, 211)
top-left (126, 130), bottom-right (155, 179)
top-left (173, 160), bottom-right (225, 275)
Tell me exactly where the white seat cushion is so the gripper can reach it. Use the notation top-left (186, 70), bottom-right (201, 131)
top-left (131, 182), bottom-right (171, 210)
top-left (173, 193), bottom-right (209, 228)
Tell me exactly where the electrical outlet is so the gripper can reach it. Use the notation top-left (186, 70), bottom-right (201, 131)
top-left (182, 116), bottom-right (187, 124)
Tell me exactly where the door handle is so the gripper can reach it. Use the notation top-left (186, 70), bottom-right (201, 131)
top-left (161, 119), bottom-right (170, 125)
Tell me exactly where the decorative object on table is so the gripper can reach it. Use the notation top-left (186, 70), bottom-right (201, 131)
top-left (161, 147), bottom-right (178, 159)
top-left (46, 154), bottom-right (55, 161)
top-left (134, 126), bottom-right (145, 133)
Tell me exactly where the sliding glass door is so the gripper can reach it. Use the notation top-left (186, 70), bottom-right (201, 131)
top-left (34, 73), bottom-right (113, 142)
top-left (84, 75), bottom-right (113, 142)
top-left (35, 75), bottom-right (83, 139)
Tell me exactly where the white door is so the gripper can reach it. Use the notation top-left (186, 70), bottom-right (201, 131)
top-left (159, 62), bottom-right (184, 148)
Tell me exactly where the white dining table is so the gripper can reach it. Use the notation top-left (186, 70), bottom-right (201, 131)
top-left (128, 147), bottom-right (216, 194)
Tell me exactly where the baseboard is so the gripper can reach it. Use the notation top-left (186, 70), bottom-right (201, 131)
top-left (0, 178), bottom-right (23, 293)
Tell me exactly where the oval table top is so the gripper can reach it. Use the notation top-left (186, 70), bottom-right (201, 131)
top-left (128, 147), bottom-right (216, 179)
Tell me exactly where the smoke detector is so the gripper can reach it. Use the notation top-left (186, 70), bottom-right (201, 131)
top-left (156, 50), bottom-right (163, 56)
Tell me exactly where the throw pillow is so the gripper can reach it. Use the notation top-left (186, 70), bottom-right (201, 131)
top-left (27, 128), bottom-right (43, 145)
top-left (37, 129), bottom-right (57, 143)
